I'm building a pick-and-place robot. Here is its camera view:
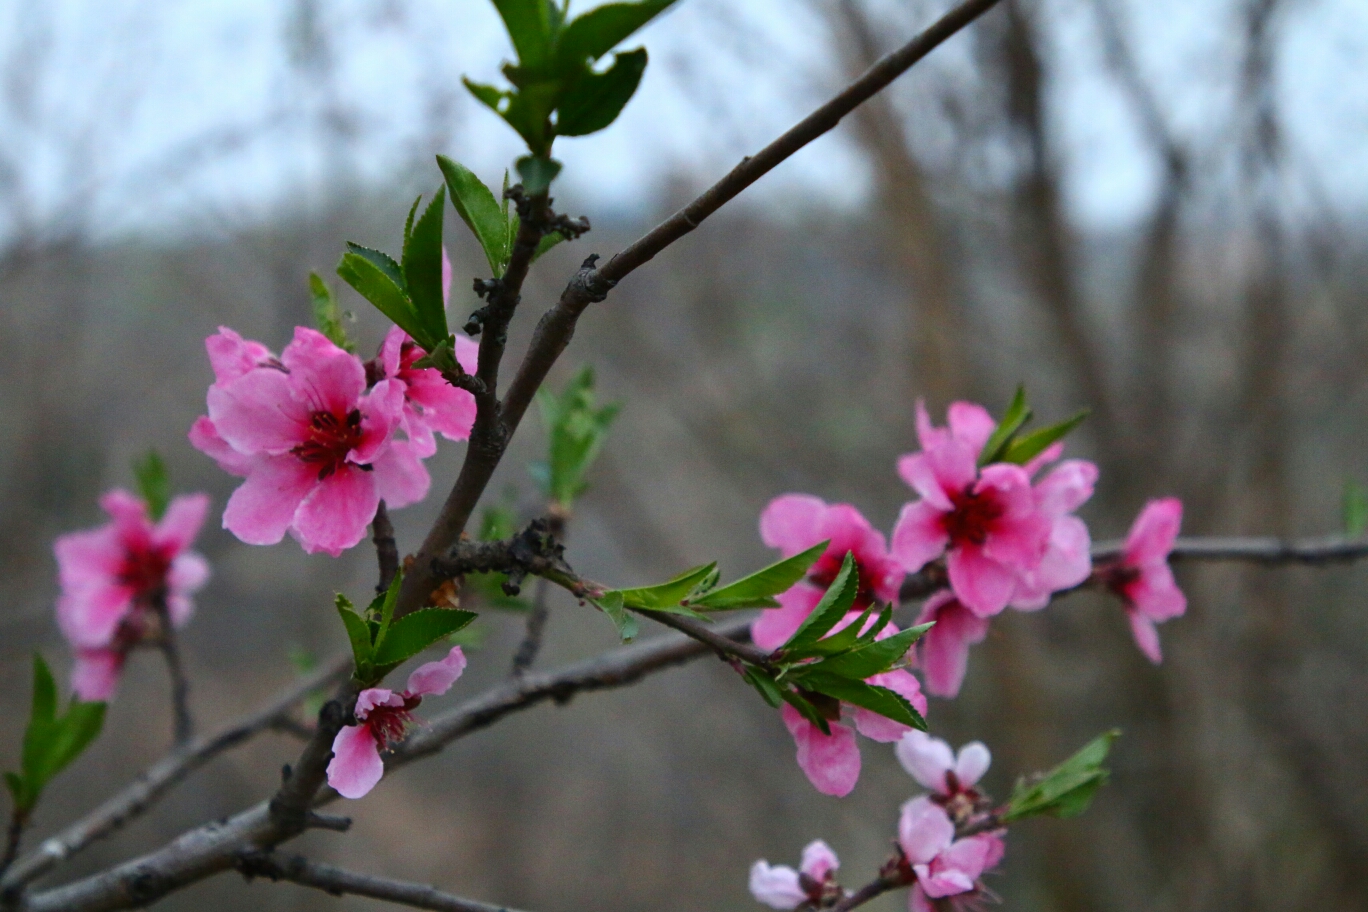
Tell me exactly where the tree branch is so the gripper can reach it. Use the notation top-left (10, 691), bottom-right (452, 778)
top-left (0, 654), bottom-right (350, 896)
top-left (236, 851), bottom-right (534, 912)
top-left (372, 501), bottom-right (399, 595)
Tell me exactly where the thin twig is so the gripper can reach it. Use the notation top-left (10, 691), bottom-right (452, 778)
top-left (830, 875), bottom-right (903, 912)
top-left (0, 654), bottom-right (350, 896)
top-left (0, 810), bottom-right (28, 880)
top-left (372, 501), bottom-right (399, 595)
top-left (510, 577), bottom-right (552, 676)
top-left (236, 851), bottom-right (534, 912)
top-left (152, 594), bottom-right (194, 746)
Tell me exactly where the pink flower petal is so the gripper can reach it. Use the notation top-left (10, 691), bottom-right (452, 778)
top-left (915, 593), bottom-right (989, 698)
top-left (222, 455), bottom-right (316, 546)
top-left (914, 400), bottom-right (948, 452)
top-left (155, 494), bottom-right (210, 553)
top-left (71, 649), bottom-right (124, 702)
top-left (752, 585), bottom-right (822, 651)
top-left (891, 501), bottom-right (950, 574)
top-left (910, 884), bottom-right (933, 912)
top-left (369, 439), bottom-right (431, 509)
top-left (57, 584), bottom-right (133, 650)
top-left (947, 401), bottom-right (995, 456)
top-left (748, 862), bottom-right (806, 909)
top-left (759, 494), bottom-right (829, 555)
top-left (100, 489), bottom-right (150, 541)
top-left (1129, 563), bottom-right (1186, 621)
top-left (855, 669), bottom-right (927, 742)
top-left (168, 552), bottom-right (210, 597)
top-left (946, 546), bottom-right (1017, 618)
top-left (1127, 609), bottom-right (1163, 664)
top-left (164, 593), bottom-right (195, 628)
top-left (896, 730), bottom-right (955, 791)
top-left (898, 796), bottom-right (955, 864)
top-left (781, 704), bottom-right (861, 797)
top-left (281, 327), bottom-right (366, 416)
top-left (954, 742), bottom-right (991, 787)
top-left (1124, 498), bottom-right (1182, 565)
top-left (352, 379), bottom-right (404, 465)
top-left (54, 527), bottom-right (123, 591)
top-left (188, 416), bottom-right (255, 477)
top-left (206, 327), bottom-right (274, 384)
top-left (208, 368), bottom-right (308, 455)
top-left (292, 464), bottom-right (378, 556)
top-left (1022, 441), bottom-right (1066, 477)
top-left (327, 723), bottom-right (385, 799)
top-left (1033, 460), bottom-right (1098, 517)
top-left (799, 839), bottom-right (839, 881)
top-left (1011, 514), bottom-right (1091, 611)
top-left (355, 687), bottom-right (404, 718)
top-left (454, 333), bottom-right (479, 375)
top-left (405, 646), bottom-right (467, 697)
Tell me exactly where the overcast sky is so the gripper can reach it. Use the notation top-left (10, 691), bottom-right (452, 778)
top-left (0, 0), bottom-right (1364, 246)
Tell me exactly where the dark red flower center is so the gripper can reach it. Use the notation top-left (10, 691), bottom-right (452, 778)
top-left (117, 543), bottom-right (174, 598)
top-left (292, 409), bottom-right (364, 480)
top-left (808, 551), bottom-right (878, 609)
top-left (363, 694), bottom-right (422, 749)
top-left (941, 487), bottom-right (1004, 548)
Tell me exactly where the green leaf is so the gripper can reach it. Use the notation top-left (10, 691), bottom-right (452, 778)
top-left (464, 78), bottom-right (511, 117)
top-left (978, 385), bottom-right (1033, 467)
top-left (308, 272), bottom-right (353, 352)
top-left (1001, 409), bottom-right (1089, 466)
top-left (1345, 480), bottom-right (1368, 537)
top-left (515, 155), bottom-right (563, 194)
top-left (794, 673), bottom-right (926, 731)
top-left (375, 572), bottom-right (403, 645)
top-left (372, 608), bottom-right (477, 667)
top-left (555, 48), bottom-right (647, 137)
top-left (337, 245), bottom-right (421, 344)
top-left (783, 602), bottom-right (882, 660)
top-left (688, 541), bottom-right (826, 611)
top-left (335, 595), bottom-right (374, 674)
top-left (554, 0), bottom-right (677, 71)
top-left (1004, 729), bottom-right (1120, 821)
top-left (743, 667), bottom-right (784, 708)
top-left (437, 156), bottom-right (511, 276)
top-left (533, 365), bottom-right (620, 509)
top-left (493, 0), bottom-right (555, 69)
top-left (801, 625), bottom-right (926, 681)
top-left (30, 655), bottom-right (57, 727)
top-left (402, 186), bottom-right (449, 344)
top-left (132, 451), bottom-right (171, 521)
top-left (533, 231), bottom-right (564, 261)
top-left (4, 772), bottom-right (26, 810)
top-left (43, 701), bottom-right (105, 780)
top-left (612, 563), bottom-right (718, 610)
top-left (781, 689), bottom-right (833, 737)
top-left (594, 591), bottom-right (638, 642)
top-left (11, 656), bottom-right (106, 811)
top-left (781, 553), bottom-right (859, 653)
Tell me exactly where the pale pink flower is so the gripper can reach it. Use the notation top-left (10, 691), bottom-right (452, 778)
top-left (752, 495), bottom-right (906, 651)
top-left (891, 402), bottom-right (1052, 618)
top-left (748, 840), bottom-right (840, 910)
top-left (1108, 498), bottom-right (1186, 663)
top-left (327, 646), bottom-right (467, 799)
top-left (53, 489), bottom-right (211, 700)
top-left (913, 591), bottom-right (989, 699)
top-left (376, 327), bottom-right (479, 457)
top-left (896, 731), bottom-right (990, 796)
top-left (899, 796), bottom-right (1004, 909)
top-left (1010, 458), bottom-right (1098, 610)
top-left (192, 326), bottom-right (420, 556)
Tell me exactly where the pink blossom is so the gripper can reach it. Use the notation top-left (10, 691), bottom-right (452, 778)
top-left (751, 495), bottom-right (906, 651)
top-left (192, 326), bottom-right (422, 556)
top-left (899, 796), bottom-right (1004, 908)
top-left (1010, 458), bottom-right (1098, 610)
top-left (892, 402), bottom-right (1052, 618)
top-left (895, 731), bottom-right (990, 796)
top-left (327, 646), bottom-right (467, 799)
top-left (748, 840), bottom-right (840, 910)
top-left (913, 591), bottom-right (989, 699)
top-left (53, 489), bottom-right (211, 700)
top-left (1108, 498), bottom-right (1186, 663)
top-left (376, 326), bottom-right (479, 456)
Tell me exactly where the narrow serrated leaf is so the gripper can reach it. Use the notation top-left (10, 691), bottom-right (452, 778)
top-left (612, 563), bottom-right (718, 610)
top-left (132, 451), bottom-right (171, 521)
top-left (554, 0), bottom-right (678, 71)
top-left (978, 385), bottom-right (1033, 466)
top-left (795, 674), bottom-right (926, 731)
top-left (802, 626), bottom-right (924, 681)
top-left (493, 0), bottom-right (554, 69)
top-left (781, 553), bottom-right (859, 653)
top-left (689, 541), bottom-right (826, 611)
top-left (402, 187), bottom-right (449, 344)
top-left (594, 591), bottom-right (637, 642)
top-left (1002, 409), bottom-right (1089, 466)
top-left (437, 156), bottom-right (510, 276)
top-left (337, 248), bottom-right (420, 343)
top-left (743, 667), bottom-right (784, 708)
top-left (1004, 729), bottom-right (1121, 821)
top-left (555, 48), bottom-right (647, 137)
top-left (308, 272), bottom-right (352, 352)
top-left (335, 596), bottom-right (374, 674)
top-left (372, 609), bottom-right (477, 667)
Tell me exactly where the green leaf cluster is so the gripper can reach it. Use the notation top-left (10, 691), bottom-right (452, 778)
top-left (531, 365), bottom-right (620, 511)
top-left (309, 272), bottom-right (354, 352)
top-left (336, 187), bottom-right (454, 358)
top-left (132, 450), bottom-right (171, 521)
top-left (437, 157), bottom-right (565, 278)
top-left (467, 0), bottom-right (677, 165)
top-left (4, 656), bottom-right (105, 814)
top-left (1344, 479), bottom-right (1368, 537)
top-left (336, 572), bottom-right (476, 687)
top-left (977, 386), bottom-right (1089, 468)
top-left (1004, 729), bottom-right (1120, 821)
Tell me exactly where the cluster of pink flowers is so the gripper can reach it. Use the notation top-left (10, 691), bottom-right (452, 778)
top-left (327, 646), bottom-right (467, 799)
top-left (189, 324), bottom-right (478, 557)
top-left (53, 490), bottom-right (210, 700)
top-left (749, 840), bottom-right (841, 910)
top-left (751, 400), bottom-right (1187, 794)
top-left (757, 495), bottom-right (927, 797)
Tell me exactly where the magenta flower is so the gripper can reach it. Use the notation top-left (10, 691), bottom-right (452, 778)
top-left (891, 402), bottom-right (1052, 617)
top-left (192, 326), bottom-right (423, 556)
top-left (780, 631), bottom-right (928, 797)
top-left (1010, 458), bottom-right (1098, 610)
top-left (912, 591), bottom-right (989, 699)
top-left (1108, 498), bottom-right (1186, 663)
top-left (748, 840), bottom-right (840, 909)
top-left (53, 489), bottom-right (210, 700)
top-left (898, 796), bottom-right (1004, 910)
top-left (751, 495), bottom-right (906, 651)
top-left (896, 731), bottom-right (990, 797)
top-left (327, 646), bottom-right (467, 799)
top-left (376, 326), bottom-right (479, 456)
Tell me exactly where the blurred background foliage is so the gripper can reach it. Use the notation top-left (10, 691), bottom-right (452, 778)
top-left (1, 0), bottom-right (1367, 910)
